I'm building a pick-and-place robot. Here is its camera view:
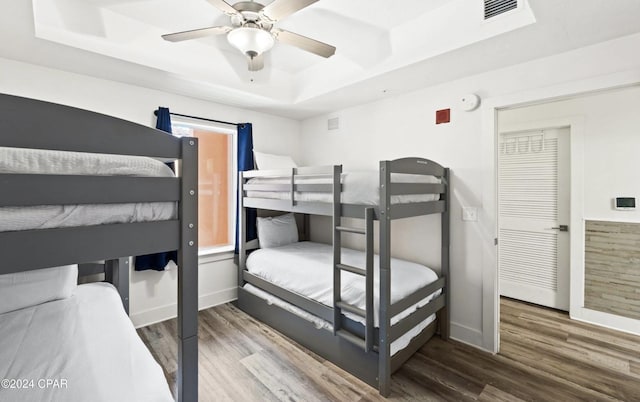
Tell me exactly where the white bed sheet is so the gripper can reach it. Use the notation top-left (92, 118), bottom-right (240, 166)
top-left (0, 147), bottom-right (177, 232)
top-left (243, 284), bottom-right (435, 356)
top-left (0, 147), bottom-right (174, 176)
top-left (0, 282), bottom-right (173, 402)
top-left (246, 171), bottom-right (440, 205)
top-left (246, 241), bottom-right (441, 327)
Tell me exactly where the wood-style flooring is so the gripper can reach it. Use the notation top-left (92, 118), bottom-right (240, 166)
top-left (138, 298), bottom-right (640, 401)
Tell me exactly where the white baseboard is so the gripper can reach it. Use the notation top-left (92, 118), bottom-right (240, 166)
top-left (571, 307), bottom-right (640, 337)
top-left (450, 322), bottom-right (487, 351)
top-left (131, 287), bottom-right (237, 328)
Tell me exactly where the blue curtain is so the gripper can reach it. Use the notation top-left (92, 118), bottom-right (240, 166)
top-left (234, 123), bottom-right (257, 254)
top-left (134, 107), bottom-right (178, 271)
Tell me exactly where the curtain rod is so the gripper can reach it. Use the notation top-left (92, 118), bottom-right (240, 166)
top-left (154, 110), bottom-right (240, 127)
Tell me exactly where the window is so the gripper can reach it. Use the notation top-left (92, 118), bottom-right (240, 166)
top-left (172, 120), bottom-right (237, 254)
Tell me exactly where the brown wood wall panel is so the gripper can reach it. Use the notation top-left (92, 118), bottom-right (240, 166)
top-left (585, 220), bottom-right (640, 320)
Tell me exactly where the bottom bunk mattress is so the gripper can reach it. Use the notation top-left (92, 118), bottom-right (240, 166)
top-left (0, 282), bottom-right (173, 402)
top-left (245, 241), bottom-right (442, 354)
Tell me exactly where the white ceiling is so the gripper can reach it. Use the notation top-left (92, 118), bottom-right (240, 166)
top-left (1, 0), bottom-right (640, 119)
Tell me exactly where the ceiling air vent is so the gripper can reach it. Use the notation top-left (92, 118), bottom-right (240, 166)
top-left (484, 0), bottom-right (518, 19)
top-left (327, 117), bottom-right (340, 131)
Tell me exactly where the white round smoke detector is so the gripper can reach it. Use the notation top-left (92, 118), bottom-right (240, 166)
top-left (460, 93), bottom-right (480, 111)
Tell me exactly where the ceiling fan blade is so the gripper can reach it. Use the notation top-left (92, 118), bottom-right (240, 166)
top-left (207, 0), bottom-right (241, 16)
top-left (261, 0), bottom-right (319, 22)
top-left (272, 29), bottom-right (336, 58)
top-left (162, 26), bottom-right (232, 42)
top-left (247, 54), bottom-right (264, 71)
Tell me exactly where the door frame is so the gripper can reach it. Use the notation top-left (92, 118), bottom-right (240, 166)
top-left (480, 71), bottom-right (640, 353)
top-left (489, 112), bottom-right (586, 354)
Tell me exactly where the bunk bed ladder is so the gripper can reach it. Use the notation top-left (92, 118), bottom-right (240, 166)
top-left (333, 206), bottom-right (375, 352)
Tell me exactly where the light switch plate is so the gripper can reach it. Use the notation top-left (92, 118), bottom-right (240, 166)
top-left (462, 207), bottom-right (478, 222)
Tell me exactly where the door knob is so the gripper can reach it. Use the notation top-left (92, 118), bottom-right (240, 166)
top-left (546, 225), bottom-right (568, 232)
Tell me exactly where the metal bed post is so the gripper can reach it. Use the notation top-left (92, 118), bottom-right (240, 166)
top-left (364, 207), bottom-right (374, 352)
top-left (303, 213), bottom-right (311, 241)
top-left (238, 171), bottom-right (247, 280)
top-left (177, 137), bottom-right (198, 402)
top-left (439, 168), bottom-right (451, 339)
top-left (105, 258), bottom-right (130, 314)
top-left (332, 165), bottom-right (342, 333)
top-left (378, 160), bottom-right (392, 397)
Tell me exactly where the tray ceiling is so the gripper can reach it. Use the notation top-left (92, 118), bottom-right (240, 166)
top-left (0, 1), bottom-right (638, 118)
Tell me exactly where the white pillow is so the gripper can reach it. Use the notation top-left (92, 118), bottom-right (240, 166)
top-left (253, 151), bottom-right (298, 170)
top-left (257, 213), bottom-right (299, 248)
top-left (0, 264), bottom-right (78, 314)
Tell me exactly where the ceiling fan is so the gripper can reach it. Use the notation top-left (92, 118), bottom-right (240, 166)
top-left (162, 0), bottom-right (336, 71)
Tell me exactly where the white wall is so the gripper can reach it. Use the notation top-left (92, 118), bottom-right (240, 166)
top-left (500, 86), bottom-right (640, 223)
top-left (0, 57), bottom-right (301, 327)
top-left (499, 85), bottom-right (640, 335)
top-left (300, 32), bottom-right (640, 348)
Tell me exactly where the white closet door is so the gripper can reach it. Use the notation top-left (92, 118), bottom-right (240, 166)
top-left (498, 127), bottom-right (570, 311)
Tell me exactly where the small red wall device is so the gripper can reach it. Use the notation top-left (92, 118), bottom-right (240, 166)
top-left (436, 108), bottom-right (450, 124)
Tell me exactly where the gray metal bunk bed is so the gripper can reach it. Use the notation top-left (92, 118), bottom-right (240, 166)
top-left (237, 158), bottom-right (450, 396)
top-left (0, 94), bottom-right (198, 402)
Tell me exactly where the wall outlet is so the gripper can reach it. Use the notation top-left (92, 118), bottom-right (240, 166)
top-left (462, 207), bottom-right (478, 222)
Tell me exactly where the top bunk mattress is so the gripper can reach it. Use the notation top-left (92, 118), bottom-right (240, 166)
top-left (0, 282), bottom-right (173, 402)
top-left (0, 147), bottom-right (177, 232)
top-left (245, 241), bottom-right (441, 327)
top-left (246, 171), bottom-right (440, 205)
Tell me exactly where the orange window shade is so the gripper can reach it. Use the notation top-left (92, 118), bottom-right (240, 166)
top-left (193, 129), bottom-right (229, 248)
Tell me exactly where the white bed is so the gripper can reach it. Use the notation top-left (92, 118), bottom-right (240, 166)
top-left (0, 147), bottom-right (176, 232)
top-left (245, 241), bottom-right (441, 355)
top-left (246, 171), bottom-right (440, 205)
top-left (0, 282), bottom-right (173, 402)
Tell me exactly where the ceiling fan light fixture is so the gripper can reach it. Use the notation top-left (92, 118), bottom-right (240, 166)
top-left (227, 26), bottom-right (275, 57)
top-left (163, 0), bottom-right (335, 71)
